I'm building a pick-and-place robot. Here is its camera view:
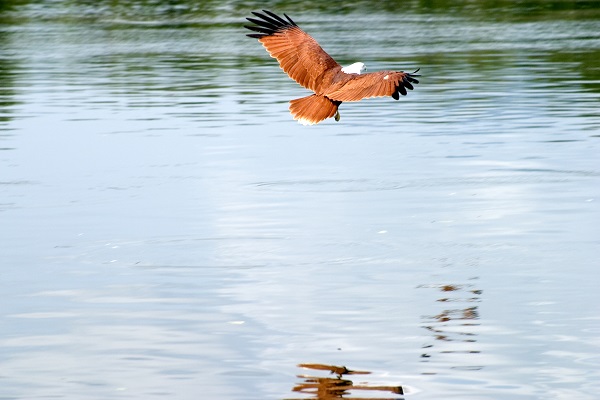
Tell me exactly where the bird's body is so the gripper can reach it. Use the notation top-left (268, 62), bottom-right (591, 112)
top-left (244, 10), bottom-right (419, 125)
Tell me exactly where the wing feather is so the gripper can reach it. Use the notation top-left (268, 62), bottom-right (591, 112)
top-left (245, 10), bottom-right (340, 92)
top-left (252, 10), bottom-right (286, 26)
top-left (324, 70), bottom-right (420, 102)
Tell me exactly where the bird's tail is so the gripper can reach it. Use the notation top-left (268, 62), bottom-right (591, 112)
top-left (289, 95), bottom-right (341, 125)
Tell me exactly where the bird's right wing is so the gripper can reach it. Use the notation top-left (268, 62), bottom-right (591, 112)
top-left (245, 10), bottom-right (341, 93)
top-left (324, 70), bottom-right (420, 102)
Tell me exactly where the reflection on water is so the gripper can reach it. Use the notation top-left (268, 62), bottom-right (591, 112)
top-left (0, 24), bottom-right (18, 132)
top-left (419, 282), bottom-right (483, 371)
top-left (287, 364), bottom-right (403, 400)
top-left (1, 1), bottom-right (600, 400)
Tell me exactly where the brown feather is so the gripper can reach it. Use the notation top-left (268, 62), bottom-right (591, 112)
top-left (324, 71), bottom-right (417, 102)
top-left (252, 20), bottom-right (340, 92)
top-left (289, 95), bottom-right (341, 125)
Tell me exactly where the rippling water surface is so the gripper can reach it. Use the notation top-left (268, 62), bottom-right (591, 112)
top-left (1, 1), bottom-right (599, 399)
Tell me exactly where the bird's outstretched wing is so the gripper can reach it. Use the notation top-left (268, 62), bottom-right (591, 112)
top-left (244, 10), bottom-right (341, 92)
top-left (324, 70), bottom-right (420, 102)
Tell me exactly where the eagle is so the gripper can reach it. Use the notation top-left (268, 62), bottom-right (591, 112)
top-left (244, 10), bottom-right (420, 125)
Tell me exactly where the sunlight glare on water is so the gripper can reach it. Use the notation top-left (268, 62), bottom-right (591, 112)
top-left (1, 1), bottom-right (599, 399)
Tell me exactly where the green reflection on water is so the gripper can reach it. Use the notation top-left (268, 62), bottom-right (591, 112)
top-left (0, 0), bottom-right (598, 21)
top-left (0, 0), bottom-right (598, 127)
top-left (0, 25), bottom-right (19, 125)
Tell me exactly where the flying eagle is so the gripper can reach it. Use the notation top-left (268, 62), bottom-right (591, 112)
top-left (244, 10), bottom-right (420, 125)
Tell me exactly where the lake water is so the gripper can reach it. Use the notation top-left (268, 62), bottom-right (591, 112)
top-left (1, 1), bottom-right (599, 399)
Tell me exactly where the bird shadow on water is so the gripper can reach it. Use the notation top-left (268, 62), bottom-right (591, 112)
top-left (283, 363), bottom-right (404, 400)
top-left (280, 278), bottom-right (484, 399)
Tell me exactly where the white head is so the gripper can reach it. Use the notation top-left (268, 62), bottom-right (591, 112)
top-left (341, 62), bottom-right (366, 75)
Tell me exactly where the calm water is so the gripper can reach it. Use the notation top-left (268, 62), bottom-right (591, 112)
top-left (1, 1), bottom-right (599, 399)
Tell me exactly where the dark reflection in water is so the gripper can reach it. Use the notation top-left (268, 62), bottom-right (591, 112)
top-left (419, 281), bottom-right (483, 372)
top-left (0, 24), bottom-right (18, 131)
top-left (286, 363), bottom-right (404, 400)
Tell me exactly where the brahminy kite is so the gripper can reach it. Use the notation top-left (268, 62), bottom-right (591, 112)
top-left (244, 10), bottom-right (420, 125)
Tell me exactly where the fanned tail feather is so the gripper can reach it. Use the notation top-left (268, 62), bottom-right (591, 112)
top-left (289, 94), bottom-right (341, 125)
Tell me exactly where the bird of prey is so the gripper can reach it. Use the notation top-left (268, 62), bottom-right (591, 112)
top-left (245, 10), bottom-right (420, 125)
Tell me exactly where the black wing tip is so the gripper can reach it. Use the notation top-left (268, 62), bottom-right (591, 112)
top-left (407, 68), bottom-right (421, 78)
top-left (401, 69), bottom-right (421, 86)
top-left (244, 10), bottom-right (296, 38)
top-left (283, 13), bottom-right (297, 25)
top-left (392, 69), bottom-right (420, 99)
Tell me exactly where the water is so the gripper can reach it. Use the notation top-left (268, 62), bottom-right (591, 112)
top-left (1, 1), bottom-right (599, 399)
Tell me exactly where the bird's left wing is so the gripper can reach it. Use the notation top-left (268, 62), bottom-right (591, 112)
top-left (245, 10), bottom-right (341, 92)
top-left (325, 70), bottom-right (420, 102)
